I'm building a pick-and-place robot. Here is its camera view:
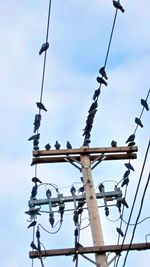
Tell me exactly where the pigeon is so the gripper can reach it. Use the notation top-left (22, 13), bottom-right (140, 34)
top-left (128, 141), bottom-right (136, 147)
top-left (126, 134), bottom-right (135, 143)
top-left (30, 241), bottom-right (38, 250)
top-left (45, 143), bottom-right (51, 150)
top-left (135, 117), bottom-right (143, 128)
top-left (78, 186), bottom-right (84, 194)
top-left (54, 141), bottom-right (61, 150)
top-left (98, 183), bottom-right (105, 193)
top-left (36, 102), bottom-right (47, 111)
top-left (39, 42), bottom-right (49, 55)
top-left (99, 67), bottom-right (108, 80)
top-left (32, 177), bottom-right (42, 184)
top-left (88, 101), bottom-right (98, 113)
top-left (111, 140), bottom-right (117, 147)
top-left (46, 189), bottom-right (51, 199)
top-left (31, 184), bottom-right (38, 198)
top-left (123, 169), bottom-right (130, 179)
top-left (93, 88), bottom-right (101, 101)
top-left (66, 141), bottom-right (72, 149)
top-left (125, 162), bottom-right (135, 171)
top-left (33, 114), bottom-right (41, 133)
top-left (121, 177), bottom-right (129, 187)
top-left (96, 76), bottom-right (108, 86)
top-left (49, 212), bottom-right (55, 227)
top-left (141, 99), bottom-right (149, 111)
top-left (113, 1), bottom-right (125, 13)
top-left (116, 227), bottom-right (124, 237)
top-left (70, 186), bottom-right (76, 196)
top-left (28, 133), bottom-right (40, 141)
top-left (28, 220), bottom-right (37, 228)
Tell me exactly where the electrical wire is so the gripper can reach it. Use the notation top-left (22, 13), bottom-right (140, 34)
top-left (115, 139), bottom-right (150, 267)
top-left (38, 221), bottom-right (62, 234)
top-left (121, 216), bottom-right (150, 226)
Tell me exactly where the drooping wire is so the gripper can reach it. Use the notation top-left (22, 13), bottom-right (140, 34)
top-left (115, 139), bottom-right (150, 267)
top-left (122, 171), bottom-right (150, 267)
top-left (38, 222), bottom-right (62, 234)
top-left (121, 216), bottom-right (150, 226)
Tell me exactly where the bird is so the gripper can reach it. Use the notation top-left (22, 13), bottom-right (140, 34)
top-left (126, 134), bottom-right (135, 143)
top-left (39, 42), bottom-right (49, 55)
top-left (70, 186), bottom-right (76, 196)
top-left (46, 189), bottom-right (51, 199)
top-left (28, 220), bottom-right (37, 228)
top-left (78, 186), bottom-right (84, 194)
top-left (93, 88), bottom-right (101, 101)
top-left (30, 241), bottom-right (38, 250)
top-left (54, 140), bottom-right (61, 150)
top-left (31, 184), bottom-right (38, 198)
top-left (45, 143), bottom-right (51, 150)
top-left (141, 99), bottom-right (149, 111)
top-left (33, 114), bottom-right (41, 133)
top-left (36, 102), bottom-right (47, 111)
top-left (99, 66), bottom-right (108, 80)
top-left (88, 101), bottom-right (98, 113)
top-left (113, 1), bottom-right (125, 13)
top-left (96, 76), bottom-right (108, 86)
top-left (135, 117), bottom-right (143, 128)
top-left (121, 177), bottom-right (129, 187)
top-left (32, 177), bottom-right (42, 184)
top-left (123, 169), bottom-right (130, 179)
top-left (111, 140), bottom-right (117, 147)
top-left (116, 227), bottom-right (124, 237)
top-left (125, 162), bottom-right (135, 171)
top-left (98, 183), bottom-right (105, 193)
top-left (128, 141), bottom-right (136, 147)
top-left (28, 133), bottom-right (40, 141)
top-left (66, 141), bottom-right (72, 149)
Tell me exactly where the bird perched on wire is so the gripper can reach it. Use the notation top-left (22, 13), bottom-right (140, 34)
top-left (113, 1), bottom-right (125, 13)
top-left (45, 143), bottom-right (51, 150)
top-left (121, 177), bottom-right (129, 187)
top-left (93, 88), bottom-right (101, 101)
top-left (135, 117), bottom-right (143, 128)
top-left (54, 140), bottom-right (61, 150)
top-left (141, 99), bottom-right (149, 111)
top-left (32, 177), bottom-right (42, 184)
top-left (126, 133), bottom-right (135, 143)
top-left (28, 220), bottom-right (37, 229)
top-left (33, 114), bottom-right (41, 133)
top-left (36, 102), bottom-right (47, 112)
top-left (111, 140), bottom-right (117, 147)
top-left (88, 101), bottom-right (98, 113)
top-left (116, 227), bottom-right (124, 237)
top-left (99, 66), bottom-right (108, 80)
top-left (125, 162), bottom-right (135, 171)
top-left (66, 141), bottom-right (72, 149)
top-left (28, 133), bottom-right (40, 141)
top-left (96, 76), bottom-right (108, 86)
top-left (39, 42), bottom-right (49, 55)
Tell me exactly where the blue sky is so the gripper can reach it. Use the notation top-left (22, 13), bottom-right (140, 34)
top-left (0, 1), bottom-right (150, 267)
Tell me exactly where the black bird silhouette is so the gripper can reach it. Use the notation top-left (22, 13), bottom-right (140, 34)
top-left (45, 143), bottom-right (51, 150)
top-left (96, 76), bottom-right (108, 86)
top-left (135, 117), bottom-right (143, 128)
top-left (125, 162), bottom-right (135, 171)
top-left (98, 183), bottom-right (105, 193)
top-left (126, 134), bottom-right (135, 143)
top-left (111, 140), bottom-right (117, 147)
top-left (128, 141), bottom-right (136, 147)
top-left (32, 177), bottom-right (42, 184)
top-left (31, 184), bottom-right (38, 198)
top-left (30, 241), bottom-right (38, 250)
top-left (123, 169), bottom-right (130, 179)
top-left (141, 99), bottom-right (149, 111)
top-left (70, 186), bottom-right (76, 196)
top-left (88, 101), bottom-right (98, 113)
top-left (78, 186), bottom-right (84, 194)
top-left (36, 102), bottom-right (47, 111)
top-left (66, 141), bottom-right (72, 149)
top-left (54, 141), bottom-right (61, 150)
top-left (33, 114), bottom-right (41, 133)
top-left (121, 177), bottom-right (129, 187)
top-left (93, 88), bottom-right (101, 101)
top-left (99, 67), bottom-right (108, 80)
top-left (28, 220), bottom-right (37, 228)
top-left (28, 133), bottom-right (40, 141)
top-left (113, 1), bottom-right (125, 13)
top-left (116, 227), bottom-right (124, 237)
top-left (39, 42), bottom-right (49, 55)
